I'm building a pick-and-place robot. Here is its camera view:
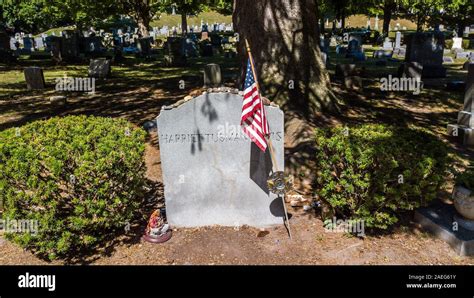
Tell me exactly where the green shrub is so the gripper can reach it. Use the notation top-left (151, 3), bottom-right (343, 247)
top-left (313, 124), bottom-right (449, 230)
top-left (0, 115), bottom-right (146, 260)
top-left (456, 166), bottom-right (474, 190)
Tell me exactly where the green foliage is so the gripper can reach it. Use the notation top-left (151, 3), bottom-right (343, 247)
top-left (456, 166), bottom-right (474, 190)
top-left (313, 124), bottom-right (449, 230)
top-left (0, 115), bottom-right (146, 260)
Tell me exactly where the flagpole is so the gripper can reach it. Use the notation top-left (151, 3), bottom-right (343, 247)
top-left (244, 38), bottom-right (292, 240)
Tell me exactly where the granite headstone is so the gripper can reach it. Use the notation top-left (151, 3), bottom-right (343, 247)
top-left (156, 92), bottom-right (285, 227)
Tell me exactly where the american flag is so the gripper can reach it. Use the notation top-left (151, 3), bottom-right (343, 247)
top-left (241, 58), bottom-right (269, 152)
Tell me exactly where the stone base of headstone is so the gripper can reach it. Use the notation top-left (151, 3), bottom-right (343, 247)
top-left (24, 67), bottom-right (45, 90)
top-left (443, 56), bottom-right (455, 64)
top-left (397, 62), bottom-right (423, 79)
top-left (456, 52), bottom-right (471, 59)
top-left (453, 214), bottom-right (474, 231)
top-left (203, 63), bottom-right (222, 87)
top-left (414, 202), bottom-right (474, 256)
top-left (373, 50), bottom-right (392, 59)
top-left (335, 64), bottom-right (357, 78)
top-left (422, 65), bottom-right (447, 78)
top-left (447, 124), bottom-right (474, 147)
top-left (344, 76), bottom-right (363, 90)
top-left (458, 111), bottom-right (474, 127)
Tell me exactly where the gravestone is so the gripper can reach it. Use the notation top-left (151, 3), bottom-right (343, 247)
top-left (156, 92), bottom-right (285, 227)
top-left (452, 37), bottom-right (463, 51)
top-left (61, 31), bottom-right (80, 61)
top-left (34, 37), bottom-right (44, 50)
top-left (203, 64), bottom-right (222, 87)
top-left (24, 67), bottom-right (45, 90)
top-left (373, 49), bottom-right (393, 59)
top-left (394, 31), bottom-right (402, 49)
top-left (382, 37), bottom-right (393, 50)
top-left (0, 32), bottom-right (10, 50)
top-left (398, 61), bottom-right (423, 80)
top-left (137, 37), bottom-right (152, 56)
top-left (164, 37), bottom-right (187, 66)
top-left (9, 37), bottom-right (17, 50)
top-left (447, 63), bottom-right (474, 147)
top-left (88, 58), bottom-right (111, 78)
top-left (23, 37), bottom-right (33, 52)
top-left (404, 32), bottom-right (446, 78)
top-left (456, 51), bottom-right (471, 59)
top-left (415, 201), bottom-right (474, 256)
top-left (443, 56), bottom-right (455, 63)
top-left (346, 39), bottom-right (362, 57)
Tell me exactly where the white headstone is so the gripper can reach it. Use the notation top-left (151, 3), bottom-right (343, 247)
top-left (9, 37), bottom-right (16, 50)
top-left (452, 37), bottom-right (463, 50)
top-left (395, 31), bottom-right (402, 48)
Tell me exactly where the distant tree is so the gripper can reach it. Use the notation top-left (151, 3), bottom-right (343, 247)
top-left (160, 0), bottom-right (204, 35)
top-left (1, 0), bottom-right (120, 33)
top-left (369, 0), bottom-right (401, 35)
top-left (398, 0), bottom-right (452, 32)
top-left (118, 0), bottom-right (162, 37)
top-left (431, 0), bottom-right (472, 36)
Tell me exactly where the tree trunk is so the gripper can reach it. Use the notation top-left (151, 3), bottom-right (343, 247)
top-left (181, 13), bottom-right (188, 36)
top-left (137, 16), bottom-right (150, 37)
top-left (382, 2), bottom-right (392, 35)
top-left (233, 0), bottom-right (339, 115)
top-left (341, 10), bottom-right (346, 29)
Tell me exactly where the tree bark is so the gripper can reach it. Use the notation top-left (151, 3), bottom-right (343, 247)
top-left (137, 16), bottom-right (150, 37)
top-left (181, 13), bottom-right (188, 35)
top-left (233, 0), bottom-right (339, 115)
top-left (382, 0), bottom-right (393, 35)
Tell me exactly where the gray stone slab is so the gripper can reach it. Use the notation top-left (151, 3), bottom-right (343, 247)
top-left (88, 58), bottom-right (111, 78)
top-left (414, 202), bottom-right (474, 256)
top-left (24, 67), bottom-right (45, 90)
top-left (447, 124), bottom-right (474, 147)
top-left (203, 63), bottom-right (222, 87)
top-left (156, 92), bottom-right (285, 228)
top-left (398, 62), bottom-right (423, 80)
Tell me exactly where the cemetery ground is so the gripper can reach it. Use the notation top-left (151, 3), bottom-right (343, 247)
top-left (1, 48), bottom-right (473, 265)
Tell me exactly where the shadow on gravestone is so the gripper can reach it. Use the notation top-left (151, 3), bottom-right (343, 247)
top-left (200, 93), bottom-right (219, 123)
top-left (156, 92), bottom-right (284, 227)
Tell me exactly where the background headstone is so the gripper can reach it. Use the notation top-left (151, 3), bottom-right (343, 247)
top-left (156, 92), bottom-right (285, 227)
top-left (203, 63), bottom-right (222, 87)
top-left (24, 67), bottom-right (45, 90)
top-left (405, 32), bottom-right (446, 78)
top-left (447, 63), bottom-right (474, 147)
top-left (88, 58), bottom-right (111, 78)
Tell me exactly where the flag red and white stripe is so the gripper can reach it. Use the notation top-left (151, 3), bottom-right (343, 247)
top-left (241, 58), bottom-right (269, 152)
